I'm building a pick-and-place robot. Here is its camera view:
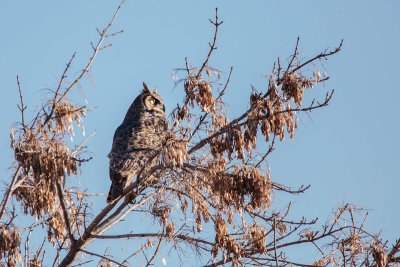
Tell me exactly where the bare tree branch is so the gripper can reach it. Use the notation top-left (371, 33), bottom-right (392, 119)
top-left (289, 39), bottom-right (343, 75)
top-left (56, 181), bottom-right (76, 244)
top-left (196, 8), bottom-right (223, 81)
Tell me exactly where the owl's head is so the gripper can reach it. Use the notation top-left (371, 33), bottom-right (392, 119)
top-left (123, 82), bottom-right (166, 123)
top-left (140, 82), bottom-right (165, 116)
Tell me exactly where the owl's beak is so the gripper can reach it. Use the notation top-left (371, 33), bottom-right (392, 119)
top-left (153, 105), bottom-right (165, 115)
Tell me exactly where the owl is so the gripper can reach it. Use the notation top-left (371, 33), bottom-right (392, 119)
top-left (107, 82), bottom-right (168, 203)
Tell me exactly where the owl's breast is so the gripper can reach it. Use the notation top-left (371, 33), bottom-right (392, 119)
top-left (124, 116), bottom-right (168, 149)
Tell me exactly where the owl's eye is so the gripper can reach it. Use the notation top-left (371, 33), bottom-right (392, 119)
top-left (149, 97), bottom-right (156, 105)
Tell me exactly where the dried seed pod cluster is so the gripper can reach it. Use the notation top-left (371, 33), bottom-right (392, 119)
top-left (152, 204), bottom-right (173, 226)
top-left (6, 93), bottom-right (91, 252)
top-left (161, 133), bottom-right (189, 168)
top-left (373, 245), bottom-right (388, 267)
top-left (247, 225), bottom-right (267, 252)
top-left (0, 225), bottom-right (21, 266)
top-left (282, 73), bottom-right (304, 106)
top-left (207, 165), bottom-right (271, 211)
top-left (151, 204), bottom-right (176, 240)
top-left (54, 99), bottom-right (86, 136)
top-left (13, 133), bottom-right (77, 213)
top-left (184, 77), bottom-right (216, 113)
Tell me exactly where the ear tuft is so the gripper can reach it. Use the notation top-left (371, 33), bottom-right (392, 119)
top-left (143, 82), bottom-right (151, 93)
top-left (154, 87), bottom-right (158, 94)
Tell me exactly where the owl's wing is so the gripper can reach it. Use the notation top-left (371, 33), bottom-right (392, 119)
top-left (107, 122), bottom-right (137, 202)
top-left (107, 147), bottom-right (154, 203)
top-left (109, 148), bottom-right (153, 175)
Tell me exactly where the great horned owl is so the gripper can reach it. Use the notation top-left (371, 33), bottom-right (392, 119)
top-left (107, 82), bottom-right (168, 203)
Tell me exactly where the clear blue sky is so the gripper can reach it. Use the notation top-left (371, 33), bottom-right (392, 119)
top-left (1, 0), bottom-right (399, 265)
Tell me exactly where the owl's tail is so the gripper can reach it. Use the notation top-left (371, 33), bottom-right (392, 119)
top-left (106, 177), bottom-right (127, 203)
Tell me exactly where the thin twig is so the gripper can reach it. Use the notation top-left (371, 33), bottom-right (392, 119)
top-left (122, 243), bottom-right (151, 265)
top-left (286, 37), bottom-right (300, 73)
top-left (57, 0), bottom-right (126, 105)
top-left (67, 191), bottom-right (107, 197)
top-left (105, 29), bottom-right (125, 38)
top-left (196, 8), bottom-right (223, 80)
top-left (341, 240), bottom-right (347, 266)
top-left (80, 249), bottom-right (124, 267)
top-left (56, 181), bottom-right (76, 244)
top-left (16, 76), bottom-right (26, 129)
top-left (273, 218), bottom-right (279, 267)
top-left (274, 90), bottom-right (334, 116)
top-left (70, 260), bottom-right (93, 267)
top-left (389, 239), bottom-right (400, 261)
top-left (91, 233), bottom-right (213, 247)
top-left (216, 66), bottom-right (233, 102)
top-left (290, 39), bottom-right (343, 74)
top-left (0, 166), bottom-right (22, 223)
top-left (24, 224), bottom-right (34, 266)
top-left (71, 129), bottom-right (98, 155)
top-left (145, 230), bottom-right (164, 267)
top-left (255, 135), bottom-right (276, 168)
top-left (271, 183), bottom-right (310, 194)
top-left (42, 52), bottom-right (77, 127)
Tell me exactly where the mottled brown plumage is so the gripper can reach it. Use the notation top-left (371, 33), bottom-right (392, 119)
top-left (107, 83), bottom-right (168, 203)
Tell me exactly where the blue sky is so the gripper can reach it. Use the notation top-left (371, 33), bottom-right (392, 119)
top-left (1, 0), bottom-right (399, 265)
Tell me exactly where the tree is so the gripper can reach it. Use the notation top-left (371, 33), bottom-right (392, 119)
top-left (1, 2), bottom-right (399, 266)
